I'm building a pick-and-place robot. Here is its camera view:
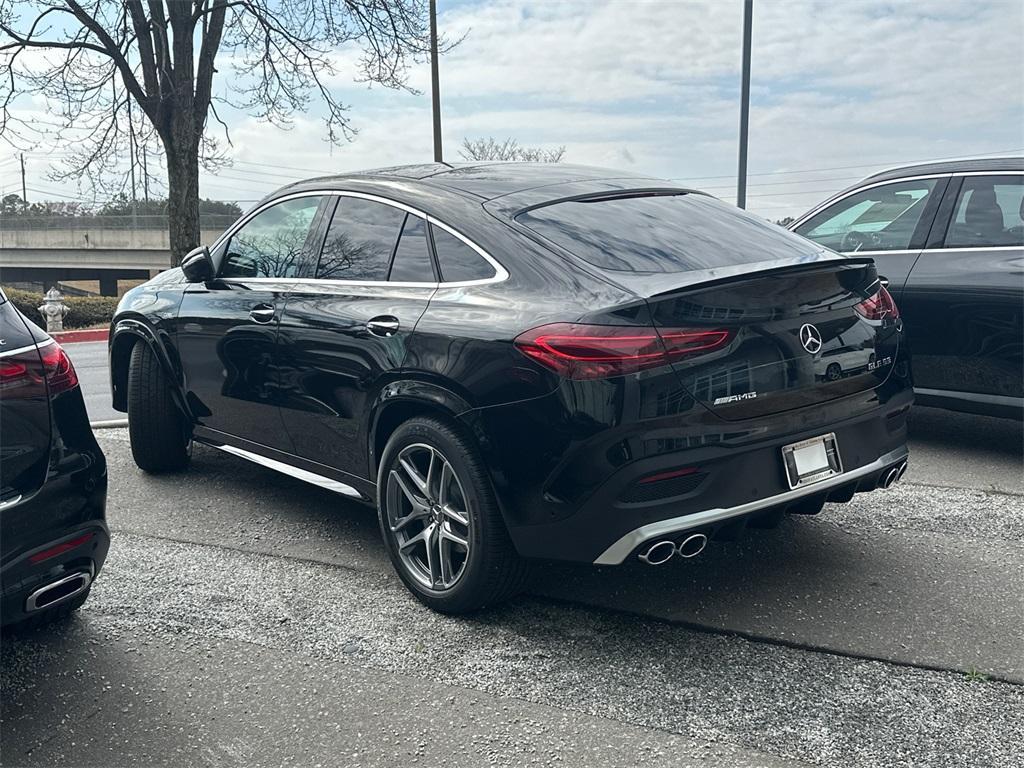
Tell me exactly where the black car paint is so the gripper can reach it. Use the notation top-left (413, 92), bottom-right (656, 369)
top-left (110, 164), bottom-right (913, 565)
top-left (791, 158), bottom-right (1023, 419)
top-left (0, 294), bottom-right (109, 627)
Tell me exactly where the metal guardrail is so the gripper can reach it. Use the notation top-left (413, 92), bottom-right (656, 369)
top-left (0, 214), bottom-right (238, 231)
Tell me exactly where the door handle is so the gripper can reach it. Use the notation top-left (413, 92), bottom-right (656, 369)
top-left (366, 316), bottom-right (400, 337)
top-left (249, 304), bottom-right (276, 324)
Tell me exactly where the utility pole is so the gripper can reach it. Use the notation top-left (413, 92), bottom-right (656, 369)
top-left (737, 0), bottom-right (753, 209)
top-left (429, 0), bottom-right (443, 163)
top-left (20, 153), bottom-right (27, 207)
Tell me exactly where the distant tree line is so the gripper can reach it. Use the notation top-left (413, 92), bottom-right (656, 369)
top-left (0, 193), bottom-right (242, 219)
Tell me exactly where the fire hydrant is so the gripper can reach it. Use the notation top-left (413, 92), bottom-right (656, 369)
top-left (38, 287), bottom-right (69, 334)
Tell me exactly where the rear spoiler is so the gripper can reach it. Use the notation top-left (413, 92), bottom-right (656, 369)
top-left (634, 255), bottom-right (876, 301)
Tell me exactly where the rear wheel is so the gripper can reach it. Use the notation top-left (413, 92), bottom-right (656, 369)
top-left (127, 342), bottom-right (190, 473)
top-left (377, 416), bottom-right (529, 614)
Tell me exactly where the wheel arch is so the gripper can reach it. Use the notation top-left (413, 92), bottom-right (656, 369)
top-left (368, 380), bottom-right (488, 483)
top-left (109, 317), bottom-right (188, 418)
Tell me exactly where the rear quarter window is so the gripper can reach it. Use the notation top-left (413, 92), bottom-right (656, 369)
top-left (516, 193), bottom-right (817, 273)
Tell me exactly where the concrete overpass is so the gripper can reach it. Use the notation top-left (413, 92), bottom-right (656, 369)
top-left (0, 218), bottom-right (229, 295)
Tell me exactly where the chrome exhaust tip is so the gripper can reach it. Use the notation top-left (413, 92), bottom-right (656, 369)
top-left (24, 571), bottom-right (91, 613)
top-left (879, 460), bottom-right (908, 490)
top-left (638, 540), bottom-right (677, 566)
top-left (676, 533), bottom-right (708, 559)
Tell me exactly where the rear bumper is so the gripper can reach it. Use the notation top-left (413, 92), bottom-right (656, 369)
top-left (593, 444), bottom-right (907, 564)
top-left (1, 463), bottom-right (108, 627)
top-left (474, 378), bottom-right (913, 565)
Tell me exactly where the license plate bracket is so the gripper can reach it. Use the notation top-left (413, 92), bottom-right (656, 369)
top-left (782, 433), bottom-right (843, 489)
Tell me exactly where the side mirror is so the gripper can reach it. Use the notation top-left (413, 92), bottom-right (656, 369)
top-left (181, 246), bottom-right (213, 283)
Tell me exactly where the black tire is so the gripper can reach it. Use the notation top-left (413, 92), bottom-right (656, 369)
top-left (376, 416), bottom-right (529, 614)
top-left (127, 341), bottom-right (190, 473)
top-left (826, 363), bottom-right (842, 381)
top-left (2, 587), bottom-right (91, 635)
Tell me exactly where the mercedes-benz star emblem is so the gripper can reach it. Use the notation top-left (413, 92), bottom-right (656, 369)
top-left (799, 323), bottom-right (823, 354)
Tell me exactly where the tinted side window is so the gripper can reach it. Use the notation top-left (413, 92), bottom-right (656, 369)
top-left (944, 176), bottom-right (1024, 248)
top-left (222, 196), bottom-right (322, 278)
top-left (389, 215), bottom-right (436, 282)
top-left (317, 197), bottom-right (405, 280)
top-left (431, 225), bottom-right (495, 282)
top-left (795, 179), bottom-right (938, 253)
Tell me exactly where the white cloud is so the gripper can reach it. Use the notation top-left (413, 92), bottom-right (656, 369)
top-left (4, 0), bottom-right (1022, 219)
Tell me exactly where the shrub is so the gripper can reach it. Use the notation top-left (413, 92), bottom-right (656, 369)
top-left (2, 287), bottom-right (118, 330)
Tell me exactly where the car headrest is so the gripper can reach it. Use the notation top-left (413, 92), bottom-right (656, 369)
top-left (964, 187), bottom-right (1004, 230)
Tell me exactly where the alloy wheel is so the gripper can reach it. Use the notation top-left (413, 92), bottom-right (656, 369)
top-left (385, 443), bottom-right (472, 591)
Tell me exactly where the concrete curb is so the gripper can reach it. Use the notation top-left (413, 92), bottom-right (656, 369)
top-left (90, 418), bottom-right (129, 429)
top-left (54, 328), bottom-right (110, 344)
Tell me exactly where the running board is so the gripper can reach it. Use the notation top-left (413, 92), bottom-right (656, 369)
top-left (212, 443), bottom-right (368, 500)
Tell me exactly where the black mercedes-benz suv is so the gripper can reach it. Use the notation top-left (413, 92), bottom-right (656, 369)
top-left (1, 289), bottom-right (109, 630)
top-left (790, 156), bottom-right (1022, 419)
top-left (109, 163), bottom-right (912, 613)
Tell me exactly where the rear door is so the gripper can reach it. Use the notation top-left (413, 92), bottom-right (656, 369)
top-left (276, 195), bottom-right (437, 480)
top-left (901, 173), bottom-right (1024, 399)
top-left (176, 194), bottom-right (325, 451)
top-left (791, 176), bottom-right (947, 299)
top-left (0, 298), bottom-right (51, 507)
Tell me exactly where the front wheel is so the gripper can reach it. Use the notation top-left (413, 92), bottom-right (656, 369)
top-left (127, 341), bottom-right (191, 473)
top-left (377, 416), bottom-right (529, 614)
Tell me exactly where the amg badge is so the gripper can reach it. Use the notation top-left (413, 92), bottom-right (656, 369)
top-left (714, 392), bottom-right (758, 406)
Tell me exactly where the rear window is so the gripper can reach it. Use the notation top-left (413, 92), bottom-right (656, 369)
top-left (516, 193), bottom-right (816, 273)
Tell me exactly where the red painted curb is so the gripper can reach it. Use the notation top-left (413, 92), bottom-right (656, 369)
top-left (51, 328), bottom-right (110, 344)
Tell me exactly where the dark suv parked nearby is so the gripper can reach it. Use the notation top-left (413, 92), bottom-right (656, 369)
top-left (791, 157), bottom-right (1023, 419)
top-left (1, 289), bottom-right (109, 630)
top-left (109, 163), bottom-right (912, 613)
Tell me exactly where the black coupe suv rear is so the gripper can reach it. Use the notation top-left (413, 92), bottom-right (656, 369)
top-left (1, 290), bottom-right (108, 629)
top-left (109, 163), bottom-right (912, 613)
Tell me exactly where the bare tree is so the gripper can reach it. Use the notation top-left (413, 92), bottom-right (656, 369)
top-left (460, 137), bottom-right (565, 163)
top-left (1, 1), bottom-right (439, 264)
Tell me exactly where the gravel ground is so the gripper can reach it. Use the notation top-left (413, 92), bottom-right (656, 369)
top-left (4, 531), bottom-right (1017, 768)
top-left (823, 482), bottom-right (1024, 542)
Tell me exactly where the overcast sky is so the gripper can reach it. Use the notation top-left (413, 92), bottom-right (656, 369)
top-left (2, 0), bottom-right (1022, 219)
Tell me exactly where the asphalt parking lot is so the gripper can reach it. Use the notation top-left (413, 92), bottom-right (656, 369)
top-left (2, 343), bottom-right (1022, 767)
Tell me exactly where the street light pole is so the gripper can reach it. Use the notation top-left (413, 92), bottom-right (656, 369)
top-left (429, 0), bottom-right (443, 163)
top-left (737, 0), bottom-right (753, 209)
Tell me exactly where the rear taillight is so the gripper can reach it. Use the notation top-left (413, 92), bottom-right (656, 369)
top-left (513, 323), bottom-right (732, 380)
top-left (855, 285), bottom-right (900, 321)
top-left (39, 341), bottom-right (79, 394)
top-left (0, 340), bottom-right (78, 397)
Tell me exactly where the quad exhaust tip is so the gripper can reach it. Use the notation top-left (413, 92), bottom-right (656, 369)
top-left (638, 540), bottom-right (676, 566)
top-left (638, 533), bottom-right (709, 565)
top-left (879, 460), bottom-right (909, 490)
top-left (676, 533), bottom-right (708, 559)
